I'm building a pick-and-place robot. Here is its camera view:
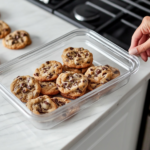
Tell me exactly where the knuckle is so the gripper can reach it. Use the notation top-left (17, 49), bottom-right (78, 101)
top-left (138, 45), bottom-right (145, 53)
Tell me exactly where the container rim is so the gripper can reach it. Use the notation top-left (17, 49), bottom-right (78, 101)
top-left (0, 28), bottom-right (140, 121)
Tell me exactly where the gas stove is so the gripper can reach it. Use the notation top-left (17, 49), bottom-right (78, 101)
top-left (28, 0), bottom-right (150, 50)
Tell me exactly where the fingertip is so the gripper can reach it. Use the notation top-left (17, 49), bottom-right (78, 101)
top-left (129, 48), bottom-right (138, 55)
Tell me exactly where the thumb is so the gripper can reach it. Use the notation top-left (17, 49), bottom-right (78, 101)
top-left (129, 38), bottom-right (150, 55)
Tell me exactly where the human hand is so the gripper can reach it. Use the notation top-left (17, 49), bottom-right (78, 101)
top-left (129, 16), bottom-right (150, 62)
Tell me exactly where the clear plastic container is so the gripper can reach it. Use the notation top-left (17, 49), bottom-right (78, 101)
top-left (0, 29), bottom-right (139, 129)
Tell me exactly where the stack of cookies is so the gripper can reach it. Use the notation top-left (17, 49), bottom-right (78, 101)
top-left (10, 47), bottom-right (120, 115)
top-left (0, 20), bottom-right (31, 49)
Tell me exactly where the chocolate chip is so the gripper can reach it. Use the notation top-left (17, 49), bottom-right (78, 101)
top-left (47, 66), bottom-right (51, 69)
top-left (52, 98), bottom-right (59, 105)
top-left (3, 28), bottom-right (8, 32)
top-left (46, 61), bottom-right (49, 64)
top-left (77, 53), bottom-right (81, 57)
top-left (85, 53), bottom-right (89, 57)
top-left (88, 74), bottom-right (91, 78)
top-left (40, 84), bottom-right (45, 88)
top-left (79, 48), bottom-right (82, 51)
top-left (47, 73), bottom-right (53, 78)
top-left (63, 83), bottom-right (67, 87)
top-left (83, 80), bottom-right (87, 82)
top-left (70, 47), bottom-right (74, 50)
top-left (106, 79), bottom-right (110, 81)
top-left (43, 70), bottom-right (47, 73)
top-left (17, 31), bottom-right (20, 34)
top-left (58, 101), bottom-right (65, 106)
top-left (44, 101), bottom-right (50, 105)
top-left (17, 76), bottom-right (20, 78)
top-left (23, 89), bottom-right (26, 93)
top-left (22, 33), bottom-right (27, 36)
top-left (38, 108), bottom-right (43, 113)
top-left (21, 39), bottom-right (24, 43)
top-left (90, 68), bottom-right (93, 71)
top-left (96, 69), bottom-right (101, 74)
top-left (66, 59), bottom-right (69, 62)
top-left (19, 77), bottom-right (23, 80)
top-left (12, 41), bottom-right (15, 45)
top-left (102, 67), bottom-right (107, 70)
top-left (34, 73), bottom-right (39, 76)
top-left (78, 75), bottom-right (81, 78)
top-left (105, 65), bottom-right (109, 67)
top-left (94, 74), bottom-right (98, 77)
top-left (21, 83), bottom-right (26, 87)
top-left (102, 73), bottom-right (107, 76)
top-left (76, 63), bottom-right (79, 65)
top-left (114, 70), bottom-right (119, 74)
top-left (76, 88), bottom-right (82, 93)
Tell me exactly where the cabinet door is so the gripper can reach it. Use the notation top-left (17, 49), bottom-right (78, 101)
top-left (69, 82), bottom-right (148, 150)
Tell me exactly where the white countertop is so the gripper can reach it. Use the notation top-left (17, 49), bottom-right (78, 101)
top-left (0, 1), bottom-right (150, 150)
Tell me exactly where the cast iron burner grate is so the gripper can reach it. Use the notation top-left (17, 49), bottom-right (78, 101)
top-left (27, 0), bottom-right (150, 50)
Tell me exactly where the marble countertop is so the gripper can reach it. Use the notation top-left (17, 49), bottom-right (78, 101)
top-left (0, 1), bottom-right (150, 150)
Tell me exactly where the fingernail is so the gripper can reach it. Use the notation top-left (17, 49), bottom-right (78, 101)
top-left (129, 48), bottom-right (138, 55)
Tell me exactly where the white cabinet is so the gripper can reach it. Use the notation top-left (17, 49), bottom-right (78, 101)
top-left (68, 82), bottom-right (148, 150)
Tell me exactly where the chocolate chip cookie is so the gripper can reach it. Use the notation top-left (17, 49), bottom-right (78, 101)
top-left (39, 81), bottom-right (59, 95)
top-left (26, 95), bottom-right (57, 115)
top-left (105, 65), bottom-right (120, 79)
top-left (10, 75), bottom-right (41, 103)
top-left (51, 97), bottom-right (70, 107)
top-left (85, 66), bottom-right (113, 83)
top-left (62, 47), bottom-right (93, 69)
top-left (33, 61), bottom-right (62, 82)
top-left (3, 30), bottom-right (31, 50)
top-left (0, 20), bottom-right (11, 39)
top-left (87, 81), bottom-right (102, 91)
top-left (56, 72), bottom-right (88, 99)
top-left (62, 64), bottom-right (94, 74)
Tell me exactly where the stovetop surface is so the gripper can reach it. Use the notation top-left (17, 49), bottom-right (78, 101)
top-left (28, 0), bottom-right (150, 50)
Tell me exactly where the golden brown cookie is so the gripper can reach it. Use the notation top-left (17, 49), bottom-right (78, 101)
top-left (51, 97), bottom-right (70, 107)
top-left (3, 30), bottom-right (31, 50)
top-left (39, 81), bottom-right (59, 95)
top-left (10, 75), bottom-right (41, 103)
top-left (33, 61), bottom-right (62, 82)
top-left (85, 66), bottom-right (113, 83)
top-left (0, 20), bottom-right (11, 39)
top-left (26, 95), bottom-right (57, 115)
top-left (87, 81), bottom-right (102, 91)
top-left (105, 65), bottom-right (120, 79)
top-left (56, 72), bottom-right (88, 99)
top-left (61, 47), bottom-right (93, 69)
top-left (62, 64), bottom-right (94, 74)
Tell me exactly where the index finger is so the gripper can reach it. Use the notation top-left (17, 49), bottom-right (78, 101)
top-left (129, 26), bottom-right (143, 50)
